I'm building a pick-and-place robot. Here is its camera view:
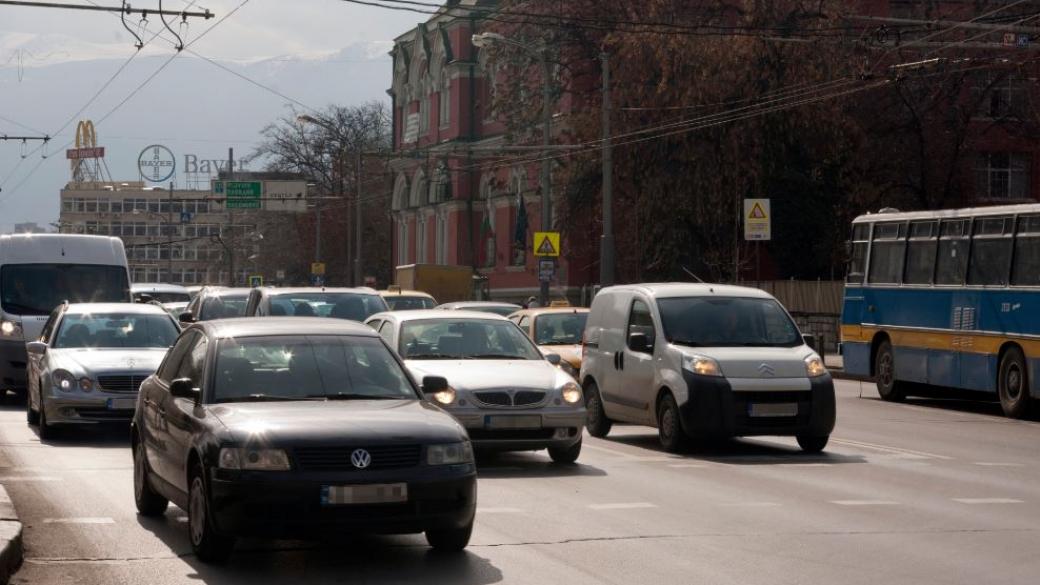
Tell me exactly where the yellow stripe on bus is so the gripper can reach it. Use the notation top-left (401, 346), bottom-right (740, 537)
top-left (841, 325), bottom-right (1040, 357)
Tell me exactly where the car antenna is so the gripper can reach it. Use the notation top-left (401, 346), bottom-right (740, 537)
top-left (681, 266), bottom-right (705, 283)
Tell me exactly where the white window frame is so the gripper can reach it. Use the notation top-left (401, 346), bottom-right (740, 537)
top-left (976, 152), bottom-right (1030, 200)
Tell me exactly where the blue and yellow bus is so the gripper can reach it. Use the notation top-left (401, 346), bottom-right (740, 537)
top-left (841, 204), bottom-right (1040, 418)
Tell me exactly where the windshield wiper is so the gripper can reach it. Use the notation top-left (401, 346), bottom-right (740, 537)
top-left (220, 394), bottom-right (323, 403)
top-left (469, 354), bottom-right (527, 360)
top-left (406, 353), bottom-right (459, 360)
top-left (320, 393), bottom-right (405, 401)
top-left (539, 341), bottom-right (579, 346)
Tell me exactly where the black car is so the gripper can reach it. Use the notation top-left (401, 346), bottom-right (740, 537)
top-left (131, 317), bottom-right (476, 562)
top-left (180, 286), bottom-right (251, 323)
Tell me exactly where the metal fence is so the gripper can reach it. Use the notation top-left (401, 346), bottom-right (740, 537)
top-left (747, 280), bottom-right (843, 354)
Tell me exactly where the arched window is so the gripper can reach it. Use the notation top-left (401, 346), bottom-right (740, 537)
top-left (392, 174), bottom-right (409, 211)
top-left (435, 210), bottom-right (448, 265)
top-left (416, 215), bottom-right (427, 264)
top-left (479, 174), bottom-right (496, 268)
top-left (397, 217), bottom-right (409, 265)
top-left (409, 169), bottom-right (428, 208)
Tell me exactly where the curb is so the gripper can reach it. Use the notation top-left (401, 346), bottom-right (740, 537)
top-left (0, 485), bottom-right (22, 585)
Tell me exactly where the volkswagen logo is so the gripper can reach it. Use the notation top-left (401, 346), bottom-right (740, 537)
top-left (350, 449), bottom-right (371, 469)
top-left (758, 363), bottom-right (776, 376)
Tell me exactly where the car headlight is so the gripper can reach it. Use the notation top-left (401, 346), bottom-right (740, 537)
top-left (0, 320), bottom-right (22, 338)
top-left (432, 387), bottom-right (456, 406)
top-left (805, 355), bottom-right (827, 378)
top-left (427, 442), bottom-right (474, 466)
top-left (682, 354), bottom-right (723, 377)
top-left (560, 381), bottom-right (582, 404)
top-left (52, 369), bottom-right (77, 392)
top-left (218, 448), bottom-right (291, 471)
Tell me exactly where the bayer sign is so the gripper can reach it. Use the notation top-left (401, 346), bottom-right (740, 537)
top-left (138, 144), bottom-right (176, 183)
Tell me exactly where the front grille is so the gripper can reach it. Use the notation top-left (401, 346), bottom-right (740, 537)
top-left (473, 390), bottom-right (547, 408)
top-left (294, 445), bottom-right (421, 471)
top-left (473, 391), bottom-right (511, 406)
top-left (73, 409), bottom-right (134, 420)
top-left (733, 391), bottom-right (810, 404)
top-left (467, 428), bottom-right (555, 441)
top-left (97, 375), bottom-right (147, 394)
top-left (513, 391), bottom-right (546, 406)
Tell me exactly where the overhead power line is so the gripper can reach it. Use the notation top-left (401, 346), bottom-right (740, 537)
top-left (0, 0), bottom-right (213, 18)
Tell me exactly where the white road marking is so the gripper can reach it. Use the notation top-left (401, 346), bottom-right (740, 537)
top-left (972, 462), bottom-right (1025, 467)
top-left (785, 463), bottom-right (833, 467)
top-left (588, 502), bottom-right (657, 511)
top-left (952, 498), bottom-right (1024, 505)
top-left (478, 507), bottom-right (525, 514)
top-left (582, 443), bottom-right (646, 460)
top-left (42, 517), bottom-right (115, 524)
top-left (829, 500), bottom-right (900, 506)
top-left (0, 476), bottom-right (61, 482)
top-left (718, 502), bottom-right (782, 508)
top-left (831, 438), bottom-right (953, 460)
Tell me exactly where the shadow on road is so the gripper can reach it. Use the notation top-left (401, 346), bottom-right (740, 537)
top-left (136, 513), bottom-right (504, 585)
top-left (475, 450), bottom-right (607, 478)
top-left (855, 384), bottom-right (1036, 421)
top-left (605, 431), bottom-right (867, 466)
top-left (0, 390), bottom-right (133, 448)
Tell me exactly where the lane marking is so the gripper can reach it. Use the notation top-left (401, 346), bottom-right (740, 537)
top-left (830, 500), bottom-right (900, 506)
top-left (953, 498), bottom-right (1024, 505)
top-left (784, 463), bottom-right (833, 467)
top-left (582, 443), bottom-right (649, 460)
top-left (478, 507), bottom-right (525, 514)
top-left (588, 502), bottom-right (657, 511)
top-left (0, 476), bottom-right (61, 482)
top-left (718, 502), bottom-right (782, 508)
top-left (972, 462), bottom-right (1025, 468)
top-left (831, 438), bottom-right (953, 460)
top-left (42, 517), bottom-right (115, 524)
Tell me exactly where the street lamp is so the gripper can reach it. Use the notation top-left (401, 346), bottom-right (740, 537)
top-left (472, 32), bottom-right (554, 306)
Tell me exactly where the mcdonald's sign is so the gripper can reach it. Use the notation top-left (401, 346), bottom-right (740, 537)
top-left (66, 120), bottom-right (105, 160)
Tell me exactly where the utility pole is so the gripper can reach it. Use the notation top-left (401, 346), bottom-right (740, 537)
top-left (540, 45), bottom-right (553, 307)
top-left (227, 147), bottom-right (235, 286)
top-left (354, 150), bottom-right (363, 287)
top-left (167, 181), bottom-right (174, 283)
top-left (599, 52), bottom-right (615, 288)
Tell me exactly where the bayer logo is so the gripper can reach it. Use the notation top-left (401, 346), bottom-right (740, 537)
top-left (138, 144), bottom-right (176, 183)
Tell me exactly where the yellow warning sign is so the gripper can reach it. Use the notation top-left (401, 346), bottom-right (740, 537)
top-left (743, 198), bottom-right (771, 241)
top-left (533, 231), bottom-right (561, 257)
top-left (748, 202), bottom-right (767, 219)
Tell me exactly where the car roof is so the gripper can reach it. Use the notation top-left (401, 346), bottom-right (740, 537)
top-left (64, 302), bottom-right (171, 315)
top-left (600, 283), bottom-right (774, 300)
top-left (201, 287), bottom-right (251, 298)
top-left (439, 301), bottom-right (521, 308)
top-left (371, 310), bottom-right (510, 323)
top-left (379, 289), bottom-right (433, 298)
top-left (512, 307), bottom-right (590, 317)
top-left (258, 287), bottom-right (381, 297)
top-left (131, 283), bottom-right (189, 293)
top-left (195, 317), bottom-right (381, 339)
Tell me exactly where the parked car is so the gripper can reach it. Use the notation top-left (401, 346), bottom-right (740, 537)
top-left (435, 301), bottom-right (522, 317)
top-left (131, 283), bottom-right (191, 305)
top-left (130, 317), bottom-right (476, 562)
top-left (162, 302), bottom-right (189, 320)
top-left (509, 307), bottom-right (590, 379)
top-left (181, 287), bottom-right (251, 323)
top-left (379, 287), bottom-right (437, 311)
top-left (244, 287), bottom-right (388, 322)
top-left (185, 285), bottom-right (210, 301)
top-left (365, 310), bottom-right (586, 463)
top-left (581, 283), bottom-right (835, 453)
top-left (24, 302), bottom-right (181, 439)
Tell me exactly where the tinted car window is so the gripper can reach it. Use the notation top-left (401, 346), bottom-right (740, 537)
top-left (176, 335), bottom-right (208, 386)
top-left (158, 331), bottom-right (198, 382)
top-left (1, 264), bottom-right (129, 316)
top-left (269, 294), bottom-right (387, 321)
top-left (53, 313), bottom-right (179, 349)
top-left (535, 313), bottom-right (587, 345)
top-left (658, 297), bottom-right (801, 348)
top-left (399, 319), bottom-right (542, 360)
top-left (385, 296), bottom-right (436, 310)
top-left (199, 294), bottom-right (249, 320)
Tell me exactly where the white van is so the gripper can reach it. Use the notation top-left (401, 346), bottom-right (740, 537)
top-left (0, 234), bottom-right (131, 394)
top-left (580, 283), bottom-right (835, 453)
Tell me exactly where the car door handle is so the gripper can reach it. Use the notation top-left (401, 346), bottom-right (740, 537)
top-left (619, 352), bottom-right (625, 371)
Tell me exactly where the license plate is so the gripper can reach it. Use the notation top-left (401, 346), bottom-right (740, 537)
top-left (485, 415), bottom-right (542, 429)
top-left (748, 403), bottom-right (798, 418)
top-left (321, 483), bottom-right (407, 506)
top-left (106, 398), bottom-right (137, 411)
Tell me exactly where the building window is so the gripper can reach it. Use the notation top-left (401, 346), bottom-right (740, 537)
top-left (976, 153), bottom-right (1030, 200)
top-left (973, 71), bottom-right (1026, 119)
top-left (440, 73), bottom-right (451, 127)
top-left (416, 217), bottom-right (427, 264)
top-left (435, 212), bottom-right (448, 265)
top-left (398, 219), bottom-right (409, 265)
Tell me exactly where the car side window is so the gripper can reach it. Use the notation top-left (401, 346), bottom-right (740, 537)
top-left (627, 300), bottom-right (656, 351)
top-left (175, 334), bottom-right (209, 388)
top-left (368, 319), bottom-right (383, 332)
top-left (158, 332), bottom-right (198, 383)
top-left (39, 308), bottom-right (61, 343)
top-left (378, 321), bottom-right (395, 344)
top-left (518, 316), bottom-right (531, 331)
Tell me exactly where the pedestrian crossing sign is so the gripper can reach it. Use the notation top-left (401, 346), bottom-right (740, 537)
top-left (743, 198), bottom-right (771, 241)
top-left (533, 231), bottom-right (561, 257)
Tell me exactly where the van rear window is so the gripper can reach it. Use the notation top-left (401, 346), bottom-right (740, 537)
top-left (1, 264), bottom-right (129, 316)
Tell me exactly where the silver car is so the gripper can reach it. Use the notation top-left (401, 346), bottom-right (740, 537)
top-left (366, 310), bottom-right (586, 463)
top-left (25, 303), bottom-right (181, 439)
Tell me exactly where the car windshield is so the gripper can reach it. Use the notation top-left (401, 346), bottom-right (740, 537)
top-left (400, 319), bottom-right (542, 360)
top-left (658, 297), bottom-right (802, 348)
top-left (270, 293), bottom-right (387, 321)
top-left (1, 264), bottom-right (129, 316)
top-left (200, 294), bottom-right (249, 320)
top-left (213, 335), bottom-right (417, 402)
top-left (385, 296), bottom-right (436, 310)
top-left (53, 312), bottom-right (179, 349)
top-left (534, 312), bottom-right (588, 345)
top-left (466, 305), bottom-right (521, 317)
top-left (135, 291), bottom-right (190, 304)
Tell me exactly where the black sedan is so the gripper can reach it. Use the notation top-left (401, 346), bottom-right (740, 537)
top-left (130, 317), bottom-right (476, 563)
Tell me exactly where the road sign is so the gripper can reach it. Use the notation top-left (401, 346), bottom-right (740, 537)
top-left (311, 262), bottom-right (326, 276)
top-left (533, 231), bottom-right (561, 257)
top-left (248, 275), bottom-right (263, 288)
top-left (214, 180), bottom-right (262, 209)
top-left (180, 211), bottom-right (192, 224)
top-left (744, 198), bottom-right (771, 241)
top-left (538, 259), bottom-right (556, 283)
top-left (311, 275), bottom-right (326, 287)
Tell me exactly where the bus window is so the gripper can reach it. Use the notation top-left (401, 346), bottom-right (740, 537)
top-left (846, 224), bottom-right (870, 284)
top-left (1012, 215), bottom-right (1040, 286)
top-left (904, 221), bottom-right (938, 285)
top-left (868, 222), bottom-right (906, 285)
top-left (968, 216), bottom-right (1013, 286)
top-left (936, 219), bottom-right (970, 285)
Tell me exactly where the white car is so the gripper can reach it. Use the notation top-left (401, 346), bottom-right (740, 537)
top-left (25, 303), bottom-right (181, 439)
top-left (131, 283), bottom-right (191, 305)
top-left (366, 310), bottom-right (586, 463)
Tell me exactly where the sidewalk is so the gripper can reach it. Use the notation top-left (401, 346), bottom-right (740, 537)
top-left (0, 485), bottom-right (22, 584)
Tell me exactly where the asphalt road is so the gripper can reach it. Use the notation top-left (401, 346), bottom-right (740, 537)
top-left (0, 380), bottom-right (1037, 585)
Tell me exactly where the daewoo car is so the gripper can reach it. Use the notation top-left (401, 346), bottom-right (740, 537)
top-left (181, 287), bottom-right (251, 323)
top-left (509, 307), bottom-right (590, 379)
top-left (131, 317), bottom-right (476, 562)
top-left (244, 287), bottom-right (388, 322)
top-left (25, 303), bottom-right (180, 439)
top-left (365, 310), bottom-right (586, 463)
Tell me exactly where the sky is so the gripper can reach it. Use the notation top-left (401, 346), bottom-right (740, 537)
top-left (0, 0), bottom-right (424, 232)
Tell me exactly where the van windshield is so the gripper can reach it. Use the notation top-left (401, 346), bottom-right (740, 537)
top-left (657, 297), bottom-right (802, 348)
top-left (1, 264), bottom-right (130, 316)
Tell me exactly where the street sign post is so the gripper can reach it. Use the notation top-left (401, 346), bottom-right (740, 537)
top-left (248, 275), bottom-right (263, 288)
top-left (311, 262), bottom-right (326, 276)
top-left (538, 259), bottom-right (556, 283)
top-left (533, 231), bottom-right (561, 257)
top-left (214, 180), bottom-right (262, 209)
top-left (743, 199), bottom-right (771, 241)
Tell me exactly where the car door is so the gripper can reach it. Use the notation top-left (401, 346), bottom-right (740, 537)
top-left (616, 298), bottom-right (659, 424)
top-left (162, 332), bottom-right (208, 494)
top-left (148, 331), bottom-right (199, 487)
top-left (28, 308), bottom-right (61, 411)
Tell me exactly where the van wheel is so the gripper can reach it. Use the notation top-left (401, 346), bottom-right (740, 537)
top-left (426, 519), bottom-right (473, 552)
top-left (797, 435), bottom-right (829, 453)
top-left (874, 340), bottom-right (905, 402)
top-left (998, 347), bottom-right (1031, 419)
top-left (657, 394), bottom-right (689, 453)
top-left (584, 382), bottom-right (612, 438)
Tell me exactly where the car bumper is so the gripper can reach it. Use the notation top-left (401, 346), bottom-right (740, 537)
top-left (451, 409), bottom-right (586, 452)
top-left (679, 372), bottom-right (836, 438)
top-left (0, 339), bottom-right (27, 391)
top-left (43, 394), bottom-right (137, 424)
top-left (208, 466), bottom-right (477, 538)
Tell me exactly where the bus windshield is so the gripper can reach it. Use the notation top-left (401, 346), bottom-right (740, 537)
top-left (1, 264), bottom-right (130, 316)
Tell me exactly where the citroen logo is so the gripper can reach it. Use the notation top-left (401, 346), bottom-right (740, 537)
top-left (126, 358), bottom-right (136, 368)
top-left (350, 449), bottom-right (371, 469)
top-left (758, 363), bottom-right (776, 376)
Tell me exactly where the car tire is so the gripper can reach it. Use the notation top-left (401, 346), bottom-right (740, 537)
top-left (26, 386), bottom-right (39, 426)
top-left (188, 464), bottom-right (235, 564)
top-left (796, 435), bottom-right (829, 453)
top-left (584, 382), bottom-right (613, 438)
top-left (657, 394), bottom-right (689, 453)
top-left (548, 438), bottom-right (582, 464)
top-left (426, 519), bottom-right (473, 552)
top-left (874, 339), bottom-right (906, 402)
top-left (38, 398), bottom-right (55, 441)
top-left (134, 440), bottom-right (168, 517)
top-left (998, 347), bottom-right (1031, 419)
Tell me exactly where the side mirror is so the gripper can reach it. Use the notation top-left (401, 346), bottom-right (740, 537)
top-left (26, 341), bottom-right (47, 356)
top-left (178, 312), bottom-right (195, 324)
top-left (803, 334), bottom-right (817, 352)
top-left (170, 378), bottom-right (200, 401)
top-left (545, 353), bottom-right (562, 366)
top-left (422, 375), bottom-right (450, 394)
top-left (628, 332), bottom-right (651, 354)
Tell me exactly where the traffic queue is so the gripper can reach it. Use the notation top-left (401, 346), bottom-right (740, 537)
top-left (0, 233), bottom-right (833, 563)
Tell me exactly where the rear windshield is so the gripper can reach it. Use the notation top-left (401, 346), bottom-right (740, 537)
top-left (657, 297), bottom-right (802, 348)
top-left (534, 313), bottom-right (588, 345)
top-left (134, 291), bottom-right (190, 304)
top-left (466, 305), bottom-right (521, 317)
top-left (385, 296), bottom-right (437, 311)
top-left (270, 293), bottom-right (387, 321)
top-left (53, 312), bottom-right (179, 349)
top-left (400, 319), bottom-right (542, 360)
top-left (200, 294), bottom-right (249, 321)
top-left (1, 264), bottom-right (129, 316)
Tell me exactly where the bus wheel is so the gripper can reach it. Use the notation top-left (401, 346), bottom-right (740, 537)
top-left (998, 347), bottom-right (1031, 419)
top-left (874, 340), bottom-right (905, 402)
